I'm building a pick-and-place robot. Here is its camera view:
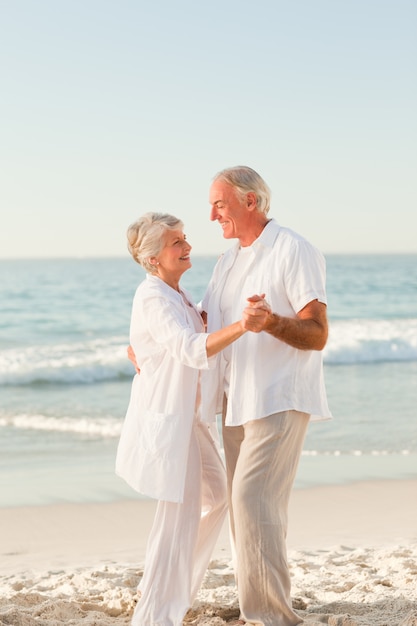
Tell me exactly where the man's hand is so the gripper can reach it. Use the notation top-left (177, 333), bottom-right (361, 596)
top-left (127, 345), bottom-right (141, 374)
top-left (242, 294), bottom-right (272, 333)
top-left (242, 295), bottom-right (328, 350)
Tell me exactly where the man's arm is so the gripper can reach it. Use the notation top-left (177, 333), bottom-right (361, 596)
top-left (242, 296), bottom-right (328, 351)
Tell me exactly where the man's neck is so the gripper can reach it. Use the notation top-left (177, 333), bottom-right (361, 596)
top-left (238, 217), bottom-right (270, 247)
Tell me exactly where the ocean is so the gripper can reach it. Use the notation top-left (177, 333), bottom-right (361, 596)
top-left (1, 255), bottom-right (416, 507)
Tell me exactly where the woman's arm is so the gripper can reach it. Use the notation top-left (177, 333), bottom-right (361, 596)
top-left (205, 320), bottom-right (247, 357)
top-left (128, 300), bottom-right (251, 370)
top-left (128, 318), bottom-right (248, 366)
top-left (127, 345), bottom-right (140, 374)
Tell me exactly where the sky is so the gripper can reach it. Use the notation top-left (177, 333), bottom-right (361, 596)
top-left (1, 0), bottom-right (416, 258)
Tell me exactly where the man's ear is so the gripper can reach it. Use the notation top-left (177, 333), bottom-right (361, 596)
top-left (246, 192), bottom-right (257, 211)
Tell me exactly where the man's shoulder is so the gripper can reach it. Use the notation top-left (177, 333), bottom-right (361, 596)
top-left (274, 224), bottom-right (322, 254)
top-left (267, 224), bottom-right (325, 271)
top-left (256, 219), bottom-right (308, 249)
top-left (265, 224), bottom-right (305, 258)
top-left (275, 224), bottom-right (309, 245)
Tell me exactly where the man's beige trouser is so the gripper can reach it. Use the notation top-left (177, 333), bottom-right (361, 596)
top-left (222, 404), bottom-right (309, 626)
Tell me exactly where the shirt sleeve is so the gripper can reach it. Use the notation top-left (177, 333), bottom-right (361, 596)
top-left (283, 239), bottom-right (327, 314)
top-left (139, 294), bottom-right (216, 370)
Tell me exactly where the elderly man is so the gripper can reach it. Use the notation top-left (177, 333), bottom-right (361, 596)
top-left (200, 166), bottom-right (332, 626)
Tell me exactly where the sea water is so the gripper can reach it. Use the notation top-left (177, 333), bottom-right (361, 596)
top-left (0, 255), bottom-right (416, 506)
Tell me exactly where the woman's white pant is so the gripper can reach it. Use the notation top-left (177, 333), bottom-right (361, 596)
top-left (131, 420), bottom-right (227, 626)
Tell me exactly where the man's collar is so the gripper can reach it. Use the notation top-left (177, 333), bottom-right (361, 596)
top-left (249, 218), bottom-right (280, 251)
top-left (223, 219), bottom-right (280, 266)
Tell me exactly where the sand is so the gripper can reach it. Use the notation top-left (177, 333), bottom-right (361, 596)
top-left (1, 480), bottom-right (416, 625)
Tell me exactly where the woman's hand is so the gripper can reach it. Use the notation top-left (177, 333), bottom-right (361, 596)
top-left (127, 345), bottom-right (141, 374)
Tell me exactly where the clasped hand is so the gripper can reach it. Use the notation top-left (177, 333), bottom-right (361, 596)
top-left (127, 294), bottom-right (273, 375)
top-left (242, 294), bottom-right (272, 333)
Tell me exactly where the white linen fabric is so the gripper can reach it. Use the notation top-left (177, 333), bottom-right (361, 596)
top-left (116, 274), bottom-right (217, 503)
top-left (131, 418), bottom-right (227, 626)
top-left (200, 219), bottom-right (332, 426)
top-left (218, 244), bottom-right (254, 394)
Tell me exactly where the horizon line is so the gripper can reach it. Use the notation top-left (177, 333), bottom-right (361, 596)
top-left (1, 251), bottom-right (417, 261)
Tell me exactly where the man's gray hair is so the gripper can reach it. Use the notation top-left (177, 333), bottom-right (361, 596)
top-left (213, 166), bottom-right (271, 215)
top-left (127, 212), bottom-right (183, 273)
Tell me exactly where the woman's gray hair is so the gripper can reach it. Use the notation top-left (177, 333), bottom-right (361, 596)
top-left (213, 166), bottom-right (271, 215)
top-left (127, 212), bottom-right (183, 273)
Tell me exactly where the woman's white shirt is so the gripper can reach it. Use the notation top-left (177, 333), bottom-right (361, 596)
top-left (116, 274), bottom-right (217, 503)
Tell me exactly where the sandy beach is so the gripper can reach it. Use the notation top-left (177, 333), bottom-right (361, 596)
top-left (1, 479), bottom-right (416, 626)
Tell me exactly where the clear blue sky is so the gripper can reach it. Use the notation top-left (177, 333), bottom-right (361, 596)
top-left (1, 0), bottom-right (416, 258)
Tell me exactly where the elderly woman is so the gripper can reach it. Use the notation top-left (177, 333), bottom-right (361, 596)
top-left (116, 212), bottom-right (249, 626)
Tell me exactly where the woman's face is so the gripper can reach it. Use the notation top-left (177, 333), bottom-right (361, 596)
top-left (153, 228), bottom-right (192, 283)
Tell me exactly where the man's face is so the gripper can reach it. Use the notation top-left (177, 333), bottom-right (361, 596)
top-left (209, 180), bottom-right (248, 240)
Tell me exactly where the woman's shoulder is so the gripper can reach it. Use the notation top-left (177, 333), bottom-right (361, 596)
top-left (134, 275), bottom-right (182, 304)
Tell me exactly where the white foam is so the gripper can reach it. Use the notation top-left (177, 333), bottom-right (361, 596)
top-left (0, 337), bottom-right (134, 385)
top-left (301, 449), bottom-right (413, 457)
top-left (324, 318), bottom-right (417, 364)
top-left (0, 318), bottom-right (416, 387)
top-left (0, 413), bottom-right (122, 438)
